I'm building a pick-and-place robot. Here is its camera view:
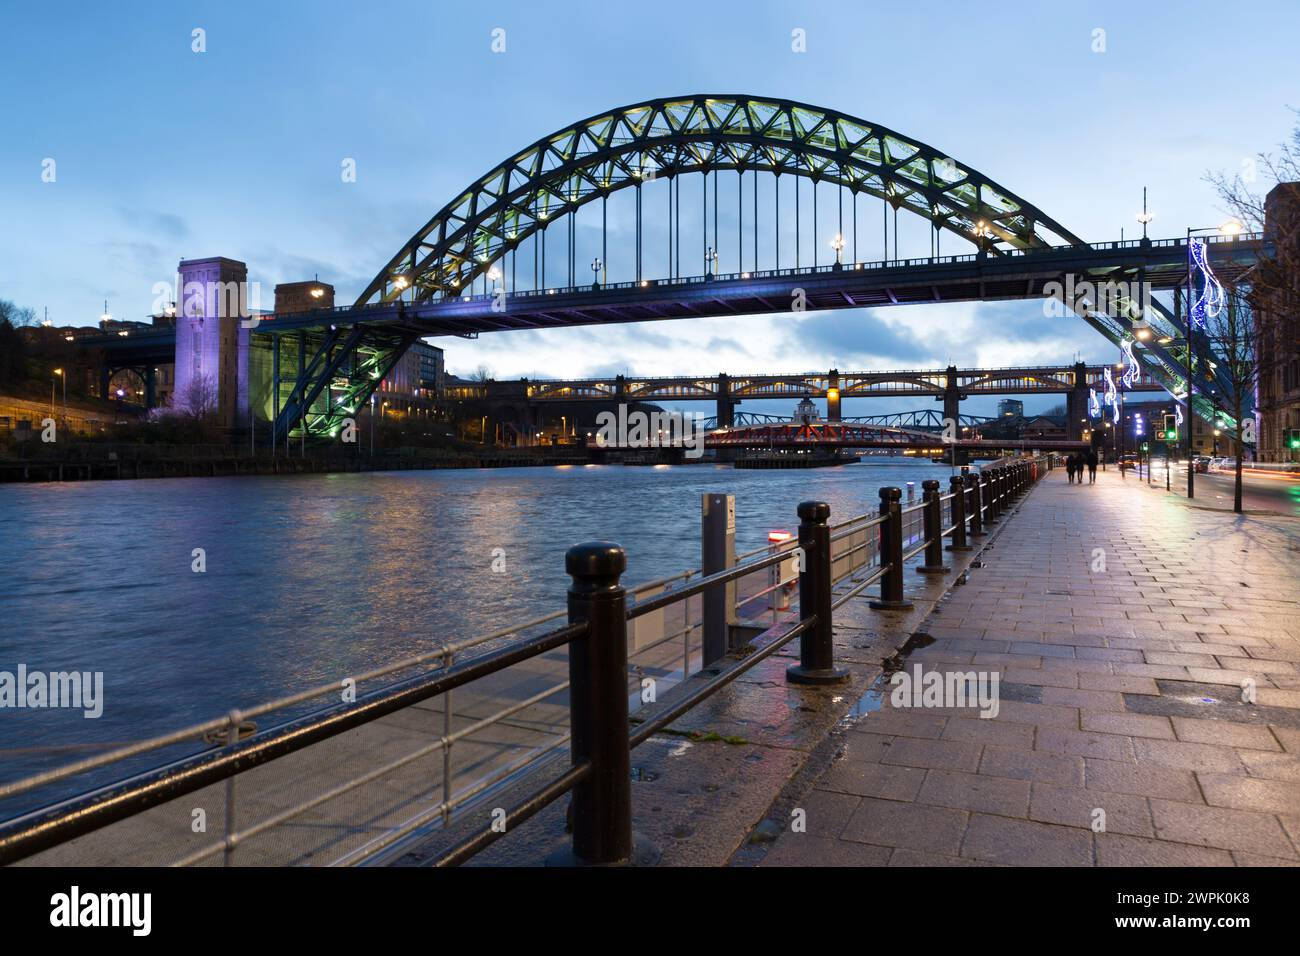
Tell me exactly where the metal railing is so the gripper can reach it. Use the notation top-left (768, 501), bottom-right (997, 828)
top-left (0, 456), bottom-right (1056, 867)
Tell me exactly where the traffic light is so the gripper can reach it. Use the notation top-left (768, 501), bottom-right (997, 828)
top-left (1287, 428), bottom-right (1300, 450)
top-left (1162, 414), bottom-right (1177, 441)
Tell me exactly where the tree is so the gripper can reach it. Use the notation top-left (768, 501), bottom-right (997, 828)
top-left (1206, 114), bottom-right (1300, 308)
top-left (0, 302), bottom-right (29, 389)
top-left (172, 374), bottom-right (218, 421)
top-left (1207, 116), bottom-right (1300, 463)
top-left (0, 299), bottom-right (37, 328)
top-left (1199, 278), bottom-right (1259, 512)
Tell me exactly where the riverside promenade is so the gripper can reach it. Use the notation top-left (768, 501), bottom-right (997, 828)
top-left (753, 466), bottom-right (1300, 866)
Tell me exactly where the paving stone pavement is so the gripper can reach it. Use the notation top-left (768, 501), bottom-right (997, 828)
top-left (758, 465), bottom-right (1300, 867)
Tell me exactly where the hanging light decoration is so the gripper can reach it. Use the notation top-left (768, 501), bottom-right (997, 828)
top-left (1120, 339), bottom-right (1140, 389)
top-left (1103, 367), bottom-right (1120, 425)
top-left (1088, 387), bottom-right (1101, 418)
top-left (1189, 238), bottom-right (1224, 329)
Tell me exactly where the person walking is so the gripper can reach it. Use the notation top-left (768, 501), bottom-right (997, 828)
top-left (1066, 453), bottom-right (1077, 484)
top-left (1086, 448), bottom-right (1098, 484)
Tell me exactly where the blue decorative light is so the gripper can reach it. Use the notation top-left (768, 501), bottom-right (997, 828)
top-left (1189, 237), bottom-right (1224, 330)
top-left (1175, 404), bottom-right (1184, 427)
top-left (1103, 367), bottom-right (1120, 425)
top-left (1088, 387), bottom-right (1101, 418)
top-left (1120, 339), bottom-right (1140, 388)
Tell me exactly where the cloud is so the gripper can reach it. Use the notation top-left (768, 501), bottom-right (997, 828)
top-left (117, 207), bottom-right (189, 242)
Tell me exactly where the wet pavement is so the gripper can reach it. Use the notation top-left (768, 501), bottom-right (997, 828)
top-left (397, 495), bottom-right (987, 866)
top-left (747, 467), bottom-right (1300, 867)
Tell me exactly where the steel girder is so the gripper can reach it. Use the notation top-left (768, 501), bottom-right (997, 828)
top-left (272, 326), bottom-right (416, 440)
top-left (350, 95), bottom-right (1262, 440)
top-left (357, 94), bottom-right (1085, 306)
top-left (704, 421), bottom-right (1087, 450)
top-left (701, 410), bottom-right (996, 430)
top-left (1054, 266), bottom-right (1248, 432)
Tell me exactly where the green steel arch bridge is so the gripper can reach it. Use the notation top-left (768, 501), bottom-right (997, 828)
top-left (87, 95), bottom-right (1268, 442)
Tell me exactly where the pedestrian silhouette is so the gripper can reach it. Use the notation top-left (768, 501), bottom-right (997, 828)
top-left (1066, 454), bottom-right (1077, 484)
top-left (1086, 449), bottom-right (1098, 484)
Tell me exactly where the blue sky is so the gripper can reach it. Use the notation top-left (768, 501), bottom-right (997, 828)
top-left (3, 0), bottom-right (1297, 415)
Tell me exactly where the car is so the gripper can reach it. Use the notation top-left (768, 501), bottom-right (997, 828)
top-left (1118, 454), bottom-right (1139, 471)
top-left (1191, 456), bottom-right (1210, 473)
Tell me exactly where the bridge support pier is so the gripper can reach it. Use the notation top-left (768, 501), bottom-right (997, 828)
top-left (827, 369), bottom-right (841, 422)
top-left (1067, 361), bottom-right (1089, 442)
top-left (939, 365), bottom-right (968, 465)
top-left (939, 365), bottom-right (965, 436)
top-left (716, 373), bottom-right (735, 428)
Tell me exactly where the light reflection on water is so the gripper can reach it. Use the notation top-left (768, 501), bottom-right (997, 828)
top-left (0, 458), bottom-right (956, 787)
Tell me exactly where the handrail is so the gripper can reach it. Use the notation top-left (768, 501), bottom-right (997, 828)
top-left (0, 619), bottom-right (588, 865)
top-left (0, 454), bottom-right (1059, 868)
top-left (626, 545), bottom-right (808, 620)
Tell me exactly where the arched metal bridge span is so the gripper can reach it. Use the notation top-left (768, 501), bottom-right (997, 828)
top-left (357, 94), bottom-right (1083, 306)
top-left (249, 94), bottom-right (1265, 443)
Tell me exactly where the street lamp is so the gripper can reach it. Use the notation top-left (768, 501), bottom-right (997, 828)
top-left (830, 233), bottom-right (845, 268)
top-left (590, 257), bottom-right (602, 290)
top-left (1183, 220), bottom-right (1241, 498)
top-left (704, 246), bottom-right (718, 279)
top-left (52, 368), bottom-right (64, 423)
top-left (1135, 187), bottom-right (1153, 240)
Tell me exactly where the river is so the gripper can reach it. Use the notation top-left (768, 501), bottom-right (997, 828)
top-left (0, 457), bottom-right (958, 803)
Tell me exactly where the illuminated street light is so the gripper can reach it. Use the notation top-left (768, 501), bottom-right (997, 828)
top-left (830, 233), bottom-right (845, 267)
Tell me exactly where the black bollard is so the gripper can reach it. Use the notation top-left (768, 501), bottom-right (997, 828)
top-left (553, 542), bottom-right (640, 866)
top-left (946, 474), bottom-right (972, 552)
top-left (870, 487), bottom-right (914, 610)
top-left (966, 472), bottom-right (984, 538)
top-left (916, 480), bottom-right (949, 573)
top-left (787, 501), bottom-right (849, 684)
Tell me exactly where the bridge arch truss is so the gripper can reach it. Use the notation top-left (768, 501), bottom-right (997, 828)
top-left (358, 95), bottom-right (1084, 306)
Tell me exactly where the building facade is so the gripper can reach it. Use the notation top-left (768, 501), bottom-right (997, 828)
top-left (1255, 182), bottom-right (1300, 461)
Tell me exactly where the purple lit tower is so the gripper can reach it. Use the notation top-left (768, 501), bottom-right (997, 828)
top-left (172, 257), bottom-right (250, 429)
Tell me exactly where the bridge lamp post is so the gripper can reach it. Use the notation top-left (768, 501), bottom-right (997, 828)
top-left (704, 246), bottom-right (718, 280)
top-left (590, 258), bottom-right (602, 290)
top-left (1183, 219), bottom-right (1243, 498)
top-left (1136, 210), bottom-right (1154, 240)
top-left (830, 233), bottom-right (845, 269)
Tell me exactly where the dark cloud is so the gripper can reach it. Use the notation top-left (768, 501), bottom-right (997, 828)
top-left (781, 309), bottom-right (937, 365)
top-left (118, 208), bottom-right (189, 242)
